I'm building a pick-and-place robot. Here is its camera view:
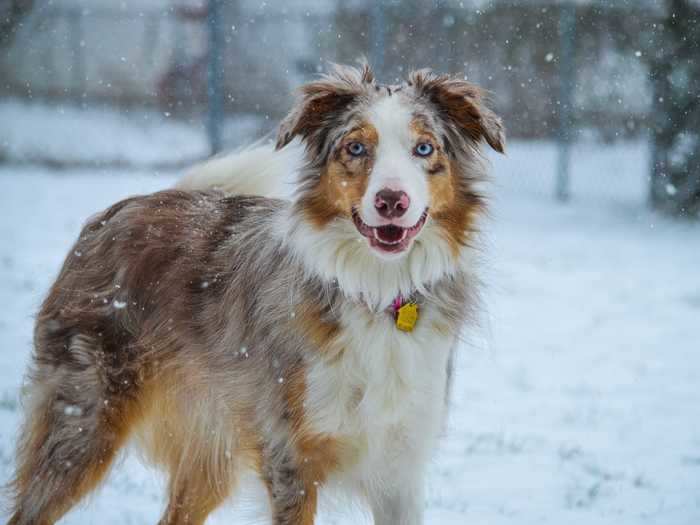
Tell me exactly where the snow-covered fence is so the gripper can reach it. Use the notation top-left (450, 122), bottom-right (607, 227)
top-left (0, 2), bottom-right (336, 115)
top-left (0, 0), bottom-right (680, 208)
top-left (0, 5), bottom-right (184, 105)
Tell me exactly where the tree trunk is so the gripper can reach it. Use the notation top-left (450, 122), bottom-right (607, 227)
top-left (0, 1), bottom-right (33, 48)
top-left (649, 0), bottom-right (700, 218)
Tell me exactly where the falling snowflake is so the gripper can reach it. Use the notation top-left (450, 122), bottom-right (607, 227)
top-left (63, 405), bottom-right (83, 417)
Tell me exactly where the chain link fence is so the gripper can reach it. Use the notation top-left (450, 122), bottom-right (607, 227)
top-left (0, 0), bottom-right (674, 207)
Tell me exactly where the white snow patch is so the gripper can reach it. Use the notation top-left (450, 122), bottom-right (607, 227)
top-left (0, 140), bottom-right (699, 524)
top-left (0, 99), bottom-right (266, 168)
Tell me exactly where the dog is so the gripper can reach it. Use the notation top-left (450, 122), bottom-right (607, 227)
top-left (7, 64), bottom-right (504, 525)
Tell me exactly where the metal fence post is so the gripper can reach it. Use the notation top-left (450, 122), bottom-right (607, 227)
top-left (370, 1), bottom-right (385, 77)
top-left (69, 8), bottom-right (86, 102)
top-left (556, 1), bottom-right (576, 202)
top-left (206, 0), bottom-right (224, 155)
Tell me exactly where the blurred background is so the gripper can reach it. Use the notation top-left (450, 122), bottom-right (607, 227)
top-left (1, 0), bottom-right (698, 213)
top-left (1, 1), bottom-right (699, 524)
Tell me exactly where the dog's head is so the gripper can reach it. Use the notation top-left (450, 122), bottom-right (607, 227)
top-left (279, 64), bottom-right (504, 305)
top-left (279, 64), bottom-right (504, 262)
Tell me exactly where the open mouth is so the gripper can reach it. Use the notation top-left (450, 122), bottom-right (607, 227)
top-left (352, 208), bottom-right (428, 254)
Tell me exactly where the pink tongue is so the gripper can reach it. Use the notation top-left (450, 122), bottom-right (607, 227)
top-left (376, 225), bottom-right (404, 243)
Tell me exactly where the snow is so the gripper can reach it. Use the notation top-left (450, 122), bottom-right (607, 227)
top-left (1, 141), bottom-right (699, 524)
top-left (0, 99), bottom-right (266, 168)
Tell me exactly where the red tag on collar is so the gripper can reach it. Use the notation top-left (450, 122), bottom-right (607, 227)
top-left (392, 295), bottom-right (405, 318)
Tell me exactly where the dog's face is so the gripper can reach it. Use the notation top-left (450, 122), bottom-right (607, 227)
top-left (278, 65), bottom-right (504, 260)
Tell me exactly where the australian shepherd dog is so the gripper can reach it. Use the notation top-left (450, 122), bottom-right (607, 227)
top-left (7, 64), bottom-right (503, 525)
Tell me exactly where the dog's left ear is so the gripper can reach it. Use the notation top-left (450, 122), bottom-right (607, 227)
top-left (410, 70), bottom-right (505, 154)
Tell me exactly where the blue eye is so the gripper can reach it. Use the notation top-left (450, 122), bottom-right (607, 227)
top-left (415, 143), bottom-right (434, 157)
top-left (347, 142), bottom-right (366, 156)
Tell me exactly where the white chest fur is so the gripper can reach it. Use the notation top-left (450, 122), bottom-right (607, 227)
top-left (304, 301), bottom-right (455, 482)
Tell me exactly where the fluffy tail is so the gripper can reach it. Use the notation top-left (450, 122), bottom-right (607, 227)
top-left (176, 142), bottom-right (302, 199)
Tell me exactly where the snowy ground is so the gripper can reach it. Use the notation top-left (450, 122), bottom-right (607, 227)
top-left (1, 141), bottom-right (699, 524)
top-left (0, 99), bottom-right (267, 168)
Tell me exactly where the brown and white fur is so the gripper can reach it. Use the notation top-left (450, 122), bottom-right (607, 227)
top-left (7, 64), bottom-right (504, 525)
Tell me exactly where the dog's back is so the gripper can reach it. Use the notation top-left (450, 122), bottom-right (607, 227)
top-left (176, 142), bottom-right (302, 198)
top-left (9, 190), bottom-right (290, 524)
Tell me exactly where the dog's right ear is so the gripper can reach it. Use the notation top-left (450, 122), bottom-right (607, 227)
top-left (276, 64), bottom-right (373, 152)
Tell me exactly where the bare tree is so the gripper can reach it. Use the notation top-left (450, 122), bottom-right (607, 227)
top-left (649, 0), bottom-right (700, 217)
top-left (0, 0), bottom-right (33, 47)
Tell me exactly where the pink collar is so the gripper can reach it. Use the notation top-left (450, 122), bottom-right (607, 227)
top-left (391, 293), bottom-right (418, 318)
top-left (391, 294), bottom-right (405, 316)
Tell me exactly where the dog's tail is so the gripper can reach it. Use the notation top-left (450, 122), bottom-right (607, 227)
top-left (176, 142), bottom-right (302, 199)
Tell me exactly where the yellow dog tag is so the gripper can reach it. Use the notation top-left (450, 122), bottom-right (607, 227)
top-left (396, 303), bottom-right (418, 332)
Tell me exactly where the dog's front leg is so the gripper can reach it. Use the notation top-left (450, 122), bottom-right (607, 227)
top-left (262, 458), bottom-right (319, 525)
top-left (368, 474), bottom-right (425, 525)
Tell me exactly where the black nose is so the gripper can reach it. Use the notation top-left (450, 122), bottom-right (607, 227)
top-left (374, 189), bottom-right (410, 219)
